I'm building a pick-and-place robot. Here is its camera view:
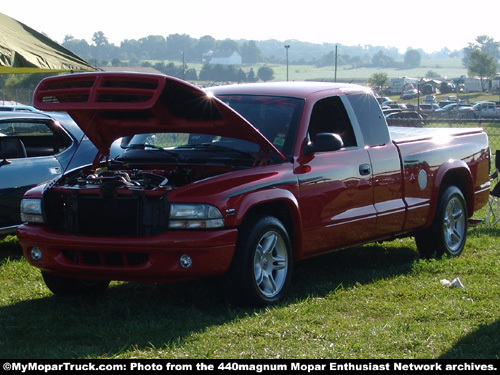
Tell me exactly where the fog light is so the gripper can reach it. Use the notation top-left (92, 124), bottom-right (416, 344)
top-left (179, 254), bottom-right (192, 269)
top-left (30, 247), bottom-right (42, 261)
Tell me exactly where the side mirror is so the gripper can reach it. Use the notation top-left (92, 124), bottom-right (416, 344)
top-left (303, 133), bottom-right (344, 155)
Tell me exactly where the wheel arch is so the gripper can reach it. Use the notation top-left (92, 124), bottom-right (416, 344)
top-left (232, 189), bottom-right (304, 262)
top-left (428, 161), bottom-right (474, 226)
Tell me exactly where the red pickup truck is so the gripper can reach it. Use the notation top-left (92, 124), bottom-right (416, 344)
top-left (17, 73), bottom-right (491, 306)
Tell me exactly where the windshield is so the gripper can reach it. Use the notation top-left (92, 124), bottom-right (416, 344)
top-left (121, 95), bottom-right (304, 164)
top-left (217, 95), bottom-right (303, 158)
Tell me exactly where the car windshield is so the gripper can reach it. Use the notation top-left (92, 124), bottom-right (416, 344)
top-left (123, 95), bottom-right (304, 164)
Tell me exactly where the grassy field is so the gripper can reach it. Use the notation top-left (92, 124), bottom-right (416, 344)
top-left (182, 57), bottom-right (469, 83)
top-left (270, 58), bottom-right (468, 83)
top-left (1, 202), bottom-right (499, 359)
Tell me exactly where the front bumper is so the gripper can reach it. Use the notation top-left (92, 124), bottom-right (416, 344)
top-left (17, 224), bottom-right (238, 282)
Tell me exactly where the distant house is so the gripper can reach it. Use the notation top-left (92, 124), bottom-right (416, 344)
top-left (203, 50), bottom-right (242, 65)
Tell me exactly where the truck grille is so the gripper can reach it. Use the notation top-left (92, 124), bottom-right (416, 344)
top-left (77, 196), bottom-right (139, 236)
top-left (44, 191), bottom-right (169, 236)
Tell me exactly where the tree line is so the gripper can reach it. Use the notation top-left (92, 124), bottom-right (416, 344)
top-left (63, 32), bottom-right (264, 66)
top-left (61, 31), bottom-right (453, 68)
top-left (62, 31), bottom-right (498, 74)
top-left (142, 61), bottom-right (275, 83)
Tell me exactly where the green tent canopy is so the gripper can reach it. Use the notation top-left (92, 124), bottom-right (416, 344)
top-left (0, 13), bottom-right (97, 73)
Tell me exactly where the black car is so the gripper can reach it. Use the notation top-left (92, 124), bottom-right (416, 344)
top-left (0, 111), bottom-right (122, 235)
top-left (385, 110), bottom-right (424, 127)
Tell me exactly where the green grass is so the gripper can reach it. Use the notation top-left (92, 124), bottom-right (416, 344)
top-left (1, 104), bottom-right (499, 359)
top-left (155, 57), bottom-right (470, 83)
top-left (1, 211), bottom-right (499, 359)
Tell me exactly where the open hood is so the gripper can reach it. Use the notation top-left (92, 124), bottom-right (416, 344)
top-left (33, 72), bottom-right (283, 159)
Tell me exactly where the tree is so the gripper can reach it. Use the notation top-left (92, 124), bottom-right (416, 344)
top-left (166, 34), bottom-right (194, 60)
top-left (316, 50), bottom-right (336, 68)
top-left (463, 35), bottom-right (500, 67)
top-left (468, 48), bottom-right (498, 91)
top-left (247, 68), bottom-right (257, 82)
top-left (241, 41), bottom-right (263, 63)
top-left (90, 31), bottom-right (119, 62)
top-left (371, 51), bottom-right (395, 68)
top-left (237, 68), bottom-right (247, 82)
top-left (367, 72), bottom-right (389, 91)
top-left (62, 35), bottom-right (91, 60)
top-left (404, 49), bottom-right (421, 68)
top-left (193, 35), bottom-right (217, 62)
top-left (217, 39), bottom-right (240, 54)
top-left (199, 64), bottom-right (213, 81)
top-left (92, 31), bottom-right (109, 47)
top-left (138, 35), bottom-right (167, 60)
top-left (185, 68), bottom-right (198, 81)
top-left (257, 66), bottom-right (274, 82)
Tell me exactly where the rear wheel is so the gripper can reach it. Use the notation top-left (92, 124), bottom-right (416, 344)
top-left (415, 186), bottom-right (467, 258)
top-left (227, 215), bottom-right (292, 306)
top-left (42, 271), bottom-right (110, 296)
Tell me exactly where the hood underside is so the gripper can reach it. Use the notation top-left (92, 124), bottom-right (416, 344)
top-left (33, 72), bottom-right (283, 158)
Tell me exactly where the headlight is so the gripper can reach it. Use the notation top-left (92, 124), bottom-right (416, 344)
top-left (169, 203), bottom-right (224, 229)
top-left (20, 198), bottom-right (45, 223)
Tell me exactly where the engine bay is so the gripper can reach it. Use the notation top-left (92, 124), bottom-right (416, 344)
top-left (43, 163), bottom-right (236, 236)
top-left (60, 163), bottom-right (238, 192)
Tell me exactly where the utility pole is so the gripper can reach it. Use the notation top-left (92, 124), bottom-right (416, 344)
top-left (284, 45), bottom-right (290, 81)
top-left (334, 44), bottom-right (338, 82)
top-left (181, 51), bottom-right (186, 81)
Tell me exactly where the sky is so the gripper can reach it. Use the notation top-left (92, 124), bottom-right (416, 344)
top-left (2, 0), bottom-right (500, 54)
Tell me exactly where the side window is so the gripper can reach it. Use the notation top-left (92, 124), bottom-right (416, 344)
top-left (308, 96), bottom-right (357, 147)
top-left (0, 121), bottom-right (53, 136)
top-left (346, 93), bottom-right (390, 146)
top-left (0, 121), bottom-right (70, 158)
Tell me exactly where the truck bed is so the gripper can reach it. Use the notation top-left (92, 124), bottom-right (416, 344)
top-left (389, 126), bottom-right (485, 144)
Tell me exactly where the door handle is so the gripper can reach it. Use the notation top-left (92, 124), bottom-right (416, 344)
top-left (359, 164), bottom-right (371, 176)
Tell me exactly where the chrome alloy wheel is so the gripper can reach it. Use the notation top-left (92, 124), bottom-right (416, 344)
top-left (253, 230), bottom-right (288, 298)
top-left (443, 196), bottom-right (466, 255)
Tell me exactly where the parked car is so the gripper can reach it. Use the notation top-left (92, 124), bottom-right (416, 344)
top-left (17, 72), bottom-right (490, 306)
top-left (376, 96), bottom-right (391, 106)
top-left (385, 111), bottom-right (424, 126)
top-left (473, 101), bottom-right (500, 118)
top-left (0, 105), bottom-right (39, 112)
top-left (438, 100), bottom-right (457, 108)
top-left (400, 89), bottom-right (420, 100)
top-left (419, 103), bottom-right (440, 114)
top-left (382, 108), bottom-right (402, 116)
top-left (0, 111), bottom-right (122, 235)
top-left (433, 103), bottom-right (474, 119)
top-left (424, 95), bottom-right (437, 104)
top-left (383, 102), bottom-right (408, 111)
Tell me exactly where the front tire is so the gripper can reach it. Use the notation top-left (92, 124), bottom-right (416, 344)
top-left (227, 215), bottom-right (292, 306)
top-left (415, 186), bottom-right (468, 258)
top-left (42, 271), bottom-right (110, 296)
